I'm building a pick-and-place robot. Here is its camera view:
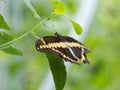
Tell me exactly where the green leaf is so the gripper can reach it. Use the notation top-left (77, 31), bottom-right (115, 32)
top-left (0, 32), bottom-right (23, 56)
top-left (1, 46), bottom-right (23, 56)
top-left (68, 18), bottom-right (82, 35)
top-left (0, 32), bottom-right (13, 45)
top-left (46, 53), bottom-right (66, 90)
top-left (0, 14), bottom-right (11, 31)
top-left (51, 0), bottom-right (66, 15)
top-left (24, 0), bottom-right (40, 19)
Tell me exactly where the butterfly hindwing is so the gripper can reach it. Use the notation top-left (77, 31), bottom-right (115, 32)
top-left (56, 34), bottom-right (90, 64)
top-left (53, 48), bottom-right (78, 64)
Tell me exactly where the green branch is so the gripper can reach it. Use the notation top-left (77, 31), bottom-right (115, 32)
top-left (0, 32), bottom-right (28, 48)
top-left (0, 14), bottom-right (54, 49)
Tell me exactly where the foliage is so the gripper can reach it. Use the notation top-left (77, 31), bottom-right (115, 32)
top-left (0, 15), bottom-right (10, 30)
top-left (0, 0), bottom-right (82, 90)
top-left (68, 17), bottom-right (82, 34)
top-left (24, 0), bottom-right (41, 19)
top-left (47, 53), bottom-right (66, 90)
top-left (1, 0), bottom-right (119, 90)
top-left (65, 0), bottom-right (120, 90)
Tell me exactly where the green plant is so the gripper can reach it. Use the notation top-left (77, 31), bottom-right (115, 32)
top-left (0, 0), bottom-right (82, 90)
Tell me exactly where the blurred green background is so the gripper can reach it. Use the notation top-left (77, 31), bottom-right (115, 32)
top-left (0, 0), bottom-right (120, 90)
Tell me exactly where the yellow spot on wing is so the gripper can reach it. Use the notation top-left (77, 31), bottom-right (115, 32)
top-left (81, 46), bottom-right (85, 62)
top-left (39, 42), bottom-right (84, 49)
top-left (40, 38), bottom-right (46, 44)
top-left (40, 46), bottom-right (42, 48)
top-left (37, 47), bottom-right (40, 50)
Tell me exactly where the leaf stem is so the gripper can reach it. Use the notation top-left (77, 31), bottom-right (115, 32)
top-left (0, 13), bottom-right (54, 49)
top-left (0, 32), bottom-right (28, 48)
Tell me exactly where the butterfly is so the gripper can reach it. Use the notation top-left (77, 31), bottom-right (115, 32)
top-left (35, 32), bottom-right (90, 65)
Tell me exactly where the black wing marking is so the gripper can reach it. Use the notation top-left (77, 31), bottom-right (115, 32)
top-left (35, 33), bottom-right (90, 64)
top-left (35, 38), bottom-right (79, 64)
top-left (56, 34), bottom-right (90, 64)
top-left (51, 48), bottom-right (79, 64)
top-left (71, 47), bottom-right (90, 64)
top-left (43, 36), bottom-right (61, 43)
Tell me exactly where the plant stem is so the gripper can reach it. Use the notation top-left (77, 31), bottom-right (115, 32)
top-left (0, 14), bottom-right (54, 49)
top-left (0, 32), bottom-right (28, 48)
top-left (30, 32), bottom-right (39, 39)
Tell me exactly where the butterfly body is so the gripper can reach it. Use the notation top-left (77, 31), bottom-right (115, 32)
top-left (35, 33), bottom-right (90, 64)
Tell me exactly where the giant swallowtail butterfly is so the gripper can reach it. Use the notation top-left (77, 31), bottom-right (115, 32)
top-left (35, 32), bottom-right (90, 65)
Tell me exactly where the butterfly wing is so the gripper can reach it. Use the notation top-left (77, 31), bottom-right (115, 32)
top-left (59, 36), bottom-right (90, 64)
top-left (35, 34), bottom-right (90, 64)
top-left (35, 36), bottom-right (79, 64)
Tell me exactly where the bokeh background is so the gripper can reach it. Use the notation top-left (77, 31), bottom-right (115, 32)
top-left (0, 0), bottom-right (120, 90)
